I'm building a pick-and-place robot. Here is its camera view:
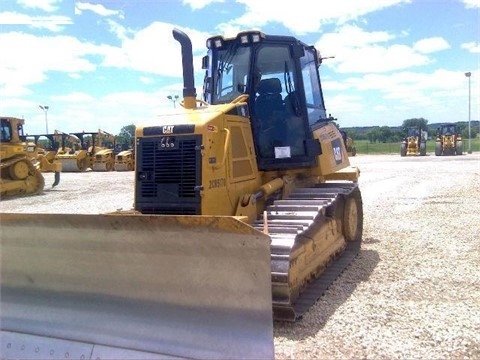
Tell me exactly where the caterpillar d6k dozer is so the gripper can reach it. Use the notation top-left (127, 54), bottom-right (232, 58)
top-left (0, 28), bottom-right (363, 359)
top-left (1, 117), bottom-right (60, 198)
top-left (400, 126), bottom-right (427, 156)
top-left (435, 122), bottom-right (463, 156)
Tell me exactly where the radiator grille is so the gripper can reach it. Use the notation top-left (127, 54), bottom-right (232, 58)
top-left (135, 135), bottom-right (201, 214)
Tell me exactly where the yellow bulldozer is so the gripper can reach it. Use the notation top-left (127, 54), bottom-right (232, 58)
top-left (400, 126), bottom-right (427, 156)
top-left (1, 117), bottom-right (61, 198)
top-left (92, 130), bottom-right (117, 171)
top-left (1, 29), bottom-right (363, 359)
top-left (340, 130), bottom-right (357, 156)
top-left (435, 122), bottom-right (463, 156)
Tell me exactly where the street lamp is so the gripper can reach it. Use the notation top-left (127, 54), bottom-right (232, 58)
top-left (39, 105), bottom-right (49, 133)
top-left (465, 72), bottom-right (472, 154)
top-left (167, 95), bottom-right (179, 109)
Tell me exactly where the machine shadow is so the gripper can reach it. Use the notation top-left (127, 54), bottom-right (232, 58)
top-left (273, 247), bottom-right (380, 340)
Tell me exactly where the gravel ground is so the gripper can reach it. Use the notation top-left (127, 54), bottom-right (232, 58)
top-left (1, 153), bottom-right (479, 359)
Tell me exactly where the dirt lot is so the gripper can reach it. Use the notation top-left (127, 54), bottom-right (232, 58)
top-left (1, 153), bottom-right (479, 359)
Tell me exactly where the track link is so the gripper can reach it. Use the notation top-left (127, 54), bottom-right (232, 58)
top-left (253, 182), bottom-right (363, 322)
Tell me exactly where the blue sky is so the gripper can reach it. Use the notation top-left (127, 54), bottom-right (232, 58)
top-left (1, 0), bottom-right (479, 135)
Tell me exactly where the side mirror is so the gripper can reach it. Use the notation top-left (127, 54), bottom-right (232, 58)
top-left (201, 55), bottom-right (209, 70)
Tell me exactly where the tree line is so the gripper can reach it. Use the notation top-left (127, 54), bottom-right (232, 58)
top-left (342, 118), bottom-right (479, 143)
top-left (117, 118), bottom-right (478, 146)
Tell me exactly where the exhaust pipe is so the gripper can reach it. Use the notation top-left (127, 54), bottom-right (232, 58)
top-left (172, 28), bottom-right (197, 109)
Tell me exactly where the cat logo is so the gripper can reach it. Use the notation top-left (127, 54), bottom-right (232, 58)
top-left (331, 138), bottom-right (343, 165)
top-left (163, 125), bottom-right (174, 134)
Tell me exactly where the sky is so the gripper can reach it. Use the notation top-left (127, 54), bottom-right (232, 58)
top-left (0, 0), bottom-right (479, 136)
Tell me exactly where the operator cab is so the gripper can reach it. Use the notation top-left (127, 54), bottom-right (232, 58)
top-left (1, 117), bottom-right (24, 143)
top-left (441, 124), bottom-right (457, 136)
top-left (202, 31), bottom-right (327, 171)
top-left (407, 127), bottom-right (420, 137)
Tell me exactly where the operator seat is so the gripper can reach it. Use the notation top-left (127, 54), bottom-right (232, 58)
top-left (254, 78), bottom-right (285, 157)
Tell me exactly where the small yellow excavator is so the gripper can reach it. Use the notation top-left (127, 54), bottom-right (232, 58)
top-left (1, 29), bottom-right (364, 358)
top-left (1, 117), bottom-right (61, 198)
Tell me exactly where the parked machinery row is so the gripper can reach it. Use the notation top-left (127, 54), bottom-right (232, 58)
top-left (24, 129), bottom-right (135, 172)
top-left (400, 123), bottom-right (464, 157)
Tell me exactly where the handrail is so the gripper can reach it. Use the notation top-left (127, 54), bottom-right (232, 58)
top-left (213, 128), bottom-right (231, 169)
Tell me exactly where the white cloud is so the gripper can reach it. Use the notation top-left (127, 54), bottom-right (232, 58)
top-left (220, 0), bottom-right (411, 35)
top-left (139, 76), bottom-right (155, 85)
top-left (413, 37), bottom-right (450, 54)
top-left (0, 11), bottom-right (72, 31)
top-left (462, 0), bottom-right (480, 8)
top-left (462, 41), bottom-right (480, 53)
top-left (51, 92), bottom-right (96, 103)
top-left (17, 0), bottom-right (61, 12)
top-left (322, 68), bottom-right (480, 126)
top-left (101, 22), bottom-right (209, 78)
top-left (317, 25), bottom-right (431, 73)
top-left (182, 0), bottom-right (224, 10)
top-left (105, 19), bottom-right (129, 40)
top-left (0, 32), bottom-right (111, 97)
top-left (75, 2), bottom-right (124, 18)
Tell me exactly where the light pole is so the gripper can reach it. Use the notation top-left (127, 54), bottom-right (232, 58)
top-left (465, 72), bottom-right (472, 154)
top-left (167, 95), bottom-right (179, 109)
top-left (39, 105), bottom-right (49, 133)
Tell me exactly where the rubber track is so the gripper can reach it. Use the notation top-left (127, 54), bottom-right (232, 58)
top-left (253, 182), bottom-right (362, 322)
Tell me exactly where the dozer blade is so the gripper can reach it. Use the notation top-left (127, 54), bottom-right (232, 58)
top-left (52, 171), bottom-right (60, 187)
top-left (0, 213), bottom-right (274, 359)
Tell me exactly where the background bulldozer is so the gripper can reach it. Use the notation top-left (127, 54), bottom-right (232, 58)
top-left (400, 126), bottom-right (427, 156)
top-left (341, 130), bottom-right (357, 156)
top-left (435, 123), bottom-right (463, 156)
top-left (1, 117), bottom-right (60, 198)
top-left (1, 29), bottom-right (364, 358)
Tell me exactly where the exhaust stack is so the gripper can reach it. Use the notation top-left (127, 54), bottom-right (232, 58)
top-left (172, 28), bottom-right (197, 109)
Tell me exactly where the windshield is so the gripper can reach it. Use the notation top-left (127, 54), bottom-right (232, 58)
top-left (407, 128), bottom-right (419, 137)
top-left (300, 48), bottom-right (326, 125)
top-left (1, 119), bottom-right (11, 142)
top-left (211, 46), bottom-right (251, 104)
top-left (442, 125), bottom-right (456, 135)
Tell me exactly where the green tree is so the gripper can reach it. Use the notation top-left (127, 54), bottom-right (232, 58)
top-left (377, 126), bottom-right (394, 143)
top-left (117, 124), bottom-right (136, 148)
top-left (402, 118), bottom-right (428, 133)
top-left (461, 125), bottom-right (479, 139)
